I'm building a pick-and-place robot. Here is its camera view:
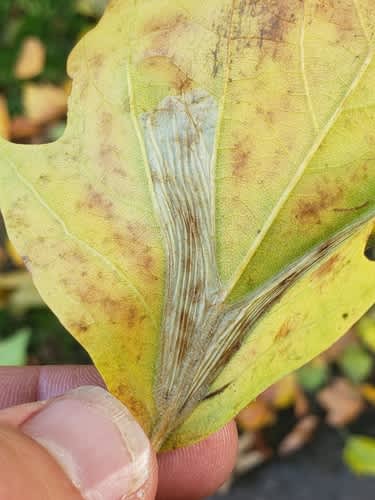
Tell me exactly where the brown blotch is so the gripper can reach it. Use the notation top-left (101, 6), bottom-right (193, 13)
top-left (174, 71), bottom-right (193, 94)
top-left (313, 254), bottom-right (341, 279)
top-left (232, 142), bottom-right (251, 179)
top-left (70, 321), bottom-right (90, 334)
top-left (234, 0), bottom-right (299, 58)
top-left (275, 321), bottom-right (291, 341)
top-left (100, 112), bottom-right (113, 137)
top-left (185, 212), bottom-right (199, 237)
top-left (191, 280), bottom-right (204, 302)
top-left (78, 186), bottom-right (114, 218)
top-left (99, 144), bottom-right (121, 171)
top-left (116, 385), bottom-right (151, 432)
top-left (143, 13), bottom-right (189, 54)
top-left (127, 306), bottom-right (137, 329)
top-left (58, 249), bottom-right (88, 266)
top-left (350, 163), bottom-right (369, 183)
top-left (143, 13), bottom-right (188, 36)
top-left (295, 183), bottom-right (344, 224)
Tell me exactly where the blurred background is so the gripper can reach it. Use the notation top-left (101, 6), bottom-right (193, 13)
top-left (0, 1), bottom-right (375, 498)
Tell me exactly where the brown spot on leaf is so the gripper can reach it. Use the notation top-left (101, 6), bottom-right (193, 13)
top-left (70, 321), bottom-right (90, 334)
top-left (313, 254), bottom-right (340, 279)
top-left (174, 72), bottom-right (192, 94)
top-left (295, 183), bottom-right (344, 224)
top-left (78, 186), bottom-right (114, 218)
top-left (234, 0), bottom-right (300, 59)
top-left (143, 13), bottom-right (188, 36)
top-left (116, 385), bottom-right (151, 432)
top-left (232, 142), bottom-right (251, 179)
top-left (276, 321), bottom-right (291, 340)
top-left (127, 306), bottom-right (137, 329)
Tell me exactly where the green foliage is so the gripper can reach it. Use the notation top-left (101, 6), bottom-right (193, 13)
top-left (0, 327), bottom-right (30, 365)
top-left (338, 344), bottom-right (373, 384)
top-left (344, 436), bottom-right (375, 476)
top-left (358, 315), bottom-right (375, 353)
top-left (298, 360), bottom-right (331, 393)
top-left (0, 0), bottom-right (91, 115)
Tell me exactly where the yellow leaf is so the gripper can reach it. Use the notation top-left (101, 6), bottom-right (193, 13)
top-left (14, 37), bottom-right (46, 80)
top-left (344, 435), bottom-right (375, 475)
top-left (5, 239), bottom-right (24, 268)
top-left (358, 315), bottom-right (375, 352)
top-left (360, 383), bottom-right (375, 404)
top-left (0, 96), bottom-right (10, 140)
top-left (261, 374), bottom-right (297, 410)
top-left (0, 0), bottom-right (374, 450)
top-left (23, 83), bottom-right (68, 125)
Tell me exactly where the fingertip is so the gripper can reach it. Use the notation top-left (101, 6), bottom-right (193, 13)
top-left (157, 422), bottom-right (238, 500)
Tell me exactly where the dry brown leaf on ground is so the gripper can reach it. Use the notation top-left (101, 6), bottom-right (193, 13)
top-left (23, 83), bottom-right (68, 125)
top-left (14, 37), bottom-right (46, 80)
top-left (278, 416), bottom-right (319, 456)
top-left (261, 374), bottom-right (298, 410)
top-left (10, 116), bottom-right (41, 141)
top-left (0, 96), bottom-right (10, 140)
top-left (237, 400), bottom-right (276, 432)
top-left (317, 378), bottom-right (365, 427)
top-left (295, 387), bottom-right (310, 417)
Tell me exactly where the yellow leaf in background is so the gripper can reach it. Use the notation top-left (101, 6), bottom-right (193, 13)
top-left (237, 400), bottom-right (276, 432)
top-left (0, 96), bottom-right (10, 140)
top-left (14, 37), bottom-right (46, 80)
top-left (360, 383), bottom-right (375, 405)
top-left (5, 239), bottom-right (24, 268)
top-left (23, 83), bottom-right (68, 125)
top-left (344, 436), bottom-right (375, 475)
top-left (0, 271), bottom-right (43, 313)
top-left (358, 315), bottom-right (375, 352)
top-left (261, 374), bottom-right (298, 410)
top-left (76, 0), bottom-right (108, 18)
top-left (0, 0), bottom-right (374, 450)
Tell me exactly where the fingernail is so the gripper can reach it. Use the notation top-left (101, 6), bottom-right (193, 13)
top-left (21, 386), bottom-right (151, 500)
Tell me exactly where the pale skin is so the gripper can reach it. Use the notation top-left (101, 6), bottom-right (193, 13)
top-left (0, 366), bottom-right (238, 500)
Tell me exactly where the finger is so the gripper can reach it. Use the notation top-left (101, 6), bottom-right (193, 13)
top-left (0, 365), bottom-right (105, 408)
top-left (0, 386), bottom-right (157, 500)
top-left (0, 366), bottom-right (237, 498)
top-left (157, 421), bottom-right (238, 500)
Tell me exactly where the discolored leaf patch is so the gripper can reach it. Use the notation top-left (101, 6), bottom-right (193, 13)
top-left (0, 0), bottom-right (374, 450)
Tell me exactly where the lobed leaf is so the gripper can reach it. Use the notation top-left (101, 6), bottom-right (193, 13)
top-left (0, 0), bottom-right (374, 449)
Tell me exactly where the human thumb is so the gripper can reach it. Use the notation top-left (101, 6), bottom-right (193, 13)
top-left (0, 386), bottom-right (157, 500)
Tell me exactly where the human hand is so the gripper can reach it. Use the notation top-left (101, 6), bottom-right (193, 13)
top-left (0, 366), bottom-right (237, 500)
